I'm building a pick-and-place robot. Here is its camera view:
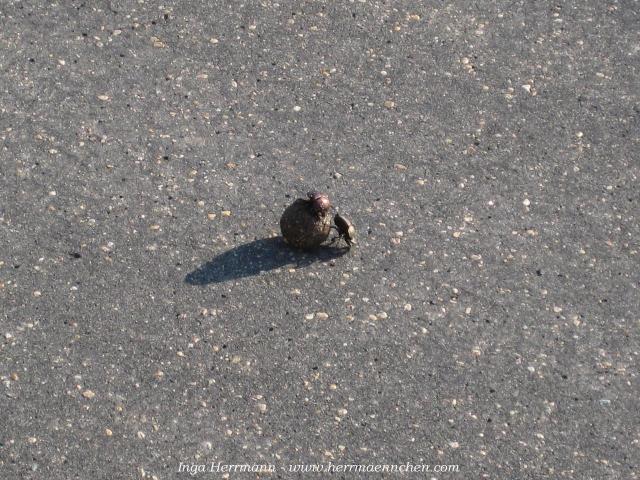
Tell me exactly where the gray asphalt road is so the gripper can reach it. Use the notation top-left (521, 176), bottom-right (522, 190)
top-left (1, 1), bottom-right (639, 479)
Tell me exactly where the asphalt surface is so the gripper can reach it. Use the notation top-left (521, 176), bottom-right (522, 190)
top-left (1, 1), bottom-right (639, 479)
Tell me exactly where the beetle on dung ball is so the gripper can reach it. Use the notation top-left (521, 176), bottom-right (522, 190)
top-left (306, 191), bottom-right (331, 217)
top-left (279, 190), bottom-right (356, 250)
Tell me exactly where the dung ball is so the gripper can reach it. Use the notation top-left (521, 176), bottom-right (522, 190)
top-left (280, 198), bottom-right (331, 249)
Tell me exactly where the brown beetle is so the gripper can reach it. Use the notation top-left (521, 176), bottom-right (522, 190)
top-left (306, 191), bottom-right (331, 217)
top-left (332, 213), bottom-right (356, 247)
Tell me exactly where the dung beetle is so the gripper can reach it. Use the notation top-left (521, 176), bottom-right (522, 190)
top-left (332, 213), bottom-right (356, 247)
top-left (307, 191), bottom-right (331, 217)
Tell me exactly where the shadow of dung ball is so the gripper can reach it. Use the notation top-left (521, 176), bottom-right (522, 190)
top-left (280, 198), bottom-right (331, 249)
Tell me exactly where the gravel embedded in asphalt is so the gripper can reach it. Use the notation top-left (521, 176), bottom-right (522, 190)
top-left (1, 1), bottom-right (639, 479)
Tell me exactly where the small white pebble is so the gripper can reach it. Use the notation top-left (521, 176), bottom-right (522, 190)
top-left (523, 198), bottom-right (531, 206)
top-left (293, 105), bottom-right (301, 112)
top-left (82, 389), bottom-right (96, 399)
